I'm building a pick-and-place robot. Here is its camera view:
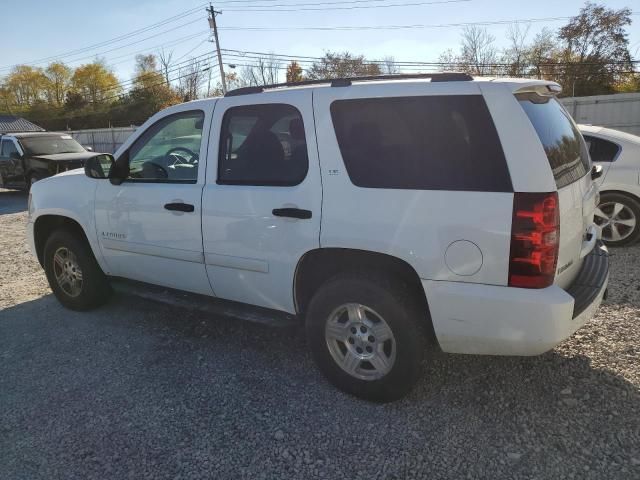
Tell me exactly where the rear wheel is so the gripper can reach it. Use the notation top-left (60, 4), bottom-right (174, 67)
top-left (43, 229), bottom-right (112, 310)
top-left (594, 192), bottom-right (640, 246)
top-left (305, 273), bottom-right (426, 402)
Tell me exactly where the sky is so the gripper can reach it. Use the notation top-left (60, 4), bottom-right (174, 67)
top-left (2, 0), bottom-right (639, 88)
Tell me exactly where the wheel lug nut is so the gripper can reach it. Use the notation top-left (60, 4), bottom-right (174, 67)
top-left (360, 326), bottom-right (367, 333)
top-left (366, 346), bottom-right (373, 353)
top-left (356, 347), bottom-right (363, 354)
top-left (368, 336), bottom-right (375, 343)
top-left (350, 327), bottom-right (357, 334)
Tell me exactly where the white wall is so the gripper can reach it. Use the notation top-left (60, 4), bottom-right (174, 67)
top-left (560, 93), bottom-right (640, 136)
top-left (68, 127), bottom-right (137, 154)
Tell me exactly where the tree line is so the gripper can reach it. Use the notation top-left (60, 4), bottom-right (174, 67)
top-left (0, 1), bottom-right (637, 131)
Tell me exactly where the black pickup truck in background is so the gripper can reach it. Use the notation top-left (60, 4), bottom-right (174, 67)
top-left (0, 132), bottom-right (98, 190)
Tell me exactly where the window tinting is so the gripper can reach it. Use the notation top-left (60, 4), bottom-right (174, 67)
top-left (218, 104), bottom-right (308, 185)
top-left (1, 139), bottom-right (18, 158)
top-left (517, 94), bottom-right (589, 188)
top-left (20, 135), bottom-right (84, 155)
top-left (126, 110), bottom-right (204, 183)
top-left (329, 95), bottom-right (512, 192)
top-left (583, 135), bottom-right (620, 163)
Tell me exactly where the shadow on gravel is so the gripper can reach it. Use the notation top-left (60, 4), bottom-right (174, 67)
top-left (1, 293), bottom-right (638, 479)
top-left (0, 189), bottom-right (27, 215)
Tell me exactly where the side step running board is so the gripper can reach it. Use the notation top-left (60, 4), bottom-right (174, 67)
top-left (110, 279), bottom-right (299, 328)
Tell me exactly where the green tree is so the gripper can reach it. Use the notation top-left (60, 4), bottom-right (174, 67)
top-left (44, 62), bottom-right (72, 107)
top-left (70, 60), bottom-right (120, 105)
top-left (286, 61), bottom-right (304, 82)
top-left (557, 2), bottom-right (633, 96)
top-left (117, 54), bottom-right (180, 124)
top-left (3, 65), bottom-right (47, 107)
top-left (306, 52), bottom-right (381, 80)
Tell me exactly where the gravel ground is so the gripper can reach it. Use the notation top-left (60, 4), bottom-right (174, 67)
top-left (1, 187), bottom-right (639, 480)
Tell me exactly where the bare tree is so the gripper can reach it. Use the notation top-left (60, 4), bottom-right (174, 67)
top-left (526, 27), bottom-right (559, 80)
top-left (437, 48), bottom-right (462, 72)
top-left (460, 26), bottom-right (498, 75)
top-left (381, 56), bottom-right (399, 75)
top-left (158, 48), bottom-right (174, 86)
top-left (503, 23), bottom-right (531, 77)
top-left (177, 59), bottom-right (206, 101)
top-left (241, 55), bottom-right (282, 86)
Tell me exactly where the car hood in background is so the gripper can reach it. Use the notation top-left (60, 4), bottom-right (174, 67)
top-left (30, 151), bottom-right (100, 162)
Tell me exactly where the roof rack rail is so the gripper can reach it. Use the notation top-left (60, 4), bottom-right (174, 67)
top-left (224, 72), bottom-right (472, 97)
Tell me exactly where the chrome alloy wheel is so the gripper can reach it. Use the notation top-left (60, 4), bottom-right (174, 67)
top-left (594, 202), bottom-right (637, 243)
top-left (325, 303), bottom-right (396, 381)
top-left (53, 247), bottom-right (83, 298)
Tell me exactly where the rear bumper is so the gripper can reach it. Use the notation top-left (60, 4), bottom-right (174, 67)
top-left (423, 243), bottom-right (609, 356)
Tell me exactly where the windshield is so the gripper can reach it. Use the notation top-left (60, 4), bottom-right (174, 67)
top-left (20, 135), bottom-right (85, 156)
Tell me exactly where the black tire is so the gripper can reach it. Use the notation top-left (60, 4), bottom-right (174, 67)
top-left (596, 192), bottom-right (640, 247)
top-left (305, 273), bottom-right (426, 402)
top-left (43, 229), bottom-right (112, 310)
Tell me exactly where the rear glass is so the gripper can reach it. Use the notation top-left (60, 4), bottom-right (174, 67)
top-left (330, 95), bottom-right (512, 192)
top-left (517, 94), bottom-right (589, 188)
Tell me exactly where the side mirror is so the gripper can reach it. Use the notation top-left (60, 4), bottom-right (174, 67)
top-left (84, 146), bottom-right (93, 152)
top-left (84, 154), bottom-right (115, 179)
top-left (591, 164), bottom-right (603, 181)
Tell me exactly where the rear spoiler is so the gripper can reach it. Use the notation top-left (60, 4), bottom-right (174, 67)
top-left (513, 82), bottom-right (562, 97)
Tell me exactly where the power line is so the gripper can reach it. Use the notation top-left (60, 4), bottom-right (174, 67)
top-left (219, 0), bottom-right (470, 12)
top-left (106, 32), bottom-right (211, 68)
top-left (221, 48), bottom-right (640, 67)
top-left (0, 4), bottom-right (207, 71)
top-left (90, 52), bottom-right (216, 98)
top-left (218, 12), bottom-right (639, 31)
top-left (9, 18), bottom-right (205, 72)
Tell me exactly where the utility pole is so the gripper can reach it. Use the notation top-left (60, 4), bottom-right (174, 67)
top-left (207, 4), bottom-right (227, 94)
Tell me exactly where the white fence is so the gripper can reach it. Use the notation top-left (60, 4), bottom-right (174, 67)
top-left (560, 92), bottom-right (640, 136)
top-left (68, 127), bottom-right (137, 154)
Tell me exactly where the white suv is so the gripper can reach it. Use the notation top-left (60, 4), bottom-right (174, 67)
top-left (27, 74), bottom-right (609, 401)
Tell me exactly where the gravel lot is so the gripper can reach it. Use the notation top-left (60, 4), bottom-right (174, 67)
top-left (1, 187), bottom-right (639, 479)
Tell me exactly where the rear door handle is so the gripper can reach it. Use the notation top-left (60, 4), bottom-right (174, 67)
top-left (164, 202), bottom-right (194, 213)
top-left (272, 208), bottom-right (312, 219)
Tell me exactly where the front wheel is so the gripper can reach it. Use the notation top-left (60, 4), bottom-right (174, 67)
top-left (594, 192), bottom-right (640, 246)
top-left (305, 273), bottom-right (426, 402)
top-left (43, 229), bottom-right (112, 310)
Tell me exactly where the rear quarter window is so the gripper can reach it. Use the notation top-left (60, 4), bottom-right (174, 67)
top-left (583, 134), bottom-right (620, 163)
top-left (517, 94), bottom-right (589, 188)
top-left (329, 95), bottom-right (512, 192)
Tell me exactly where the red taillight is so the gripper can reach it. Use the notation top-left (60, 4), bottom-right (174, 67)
top-left (508, 192), bottom-right (560, 289)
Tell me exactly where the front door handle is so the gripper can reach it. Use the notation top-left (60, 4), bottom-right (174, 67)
top-left (164, 202), bottom-right (194, 212)
top-left (272, 208), bottom-right (312, 219)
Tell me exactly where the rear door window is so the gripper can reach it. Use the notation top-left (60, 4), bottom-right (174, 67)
top-left (583, 135), bottom-right (620, 163)
top-left (218, 103), bottom-right (308, 186)
top-left (517, 94), bottom-right (589, 188)
top-left (329, 95), bottom-right (512, 192)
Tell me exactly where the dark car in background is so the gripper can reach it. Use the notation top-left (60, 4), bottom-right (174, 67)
top-left (0, 132), bottom-right (98, 190)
